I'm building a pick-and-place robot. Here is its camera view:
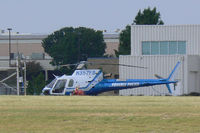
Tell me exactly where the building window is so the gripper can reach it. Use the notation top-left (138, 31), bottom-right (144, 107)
top-left (169, 41), bottom-right (177, 55)
top-left (160, 41), bottom-right (168, 55)
top-left (142, 42), bottom-right (150, 55)
top-left (178, 41), bottom-right (186, 54)
top-left (151, 41), bottom-right (159, 55)
top-left (142, 41), bottom-right (186, 55)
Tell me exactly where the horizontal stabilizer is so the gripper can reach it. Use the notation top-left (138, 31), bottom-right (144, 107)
top-left (154, 74), bottom-right (164, 79)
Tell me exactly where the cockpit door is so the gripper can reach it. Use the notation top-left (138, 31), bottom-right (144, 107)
top-left (68, 79), bottom-right (75, 88)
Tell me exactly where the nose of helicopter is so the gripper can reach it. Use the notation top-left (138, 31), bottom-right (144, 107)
top-left (42, 87), bottom-right (51, 95)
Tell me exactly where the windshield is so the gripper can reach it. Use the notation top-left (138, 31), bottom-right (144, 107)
top-left (52, 79), bottom-right (67, 93)
top-left (46, 78), bottom-right (57, 88)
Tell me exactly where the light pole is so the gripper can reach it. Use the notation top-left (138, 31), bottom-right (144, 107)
top-left (7, 28), bottom-right (12, 67)
top-left (24, 61), bottom-right (26, 96)
top-left (16, 32), bottom-right (19, 56)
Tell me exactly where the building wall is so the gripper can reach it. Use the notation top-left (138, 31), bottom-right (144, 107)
top-left (131, 25), bottom-right (200, 56)
top-left (120, 24), bottom-right (200, 96)
top-left (0, 35), bottom-right (47, 57)
top-left (0, 42), bottom-right (44, 57)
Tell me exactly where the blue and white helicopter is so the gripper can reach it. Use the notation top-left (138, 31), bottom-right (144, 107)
top-left (42, 61), bottom-right (180, 96)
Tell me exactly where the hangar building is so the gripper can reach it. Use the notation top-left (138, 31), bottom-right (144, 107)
top-left (119, 25), bottom-right (200, 96)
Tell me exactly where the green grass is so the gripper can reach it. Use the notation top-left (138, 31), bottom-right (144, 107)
top-left (0, 96), bottom-right (200, 133)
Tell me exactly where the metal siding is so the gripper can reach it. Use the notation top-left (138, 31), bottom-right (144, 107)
top-left (131, 25), bottom-right (200, 56)
top-left (127, 25), bottom-right (200, 96)
top-left (119, 55), bottom-right (185, 96)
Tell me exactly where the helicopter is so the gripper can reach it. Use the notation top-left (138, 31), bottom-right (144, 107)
top-left (42, 61), bottom-right (181, 96)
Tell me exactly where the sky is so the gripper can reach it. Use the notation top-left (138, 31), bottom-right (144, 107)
top-left (0, 0), bottom-right (200, 34)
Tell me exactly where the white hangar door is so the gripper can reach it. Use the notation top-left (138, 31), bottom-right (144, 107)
top-left (189, 71), bottom-right (199, 93)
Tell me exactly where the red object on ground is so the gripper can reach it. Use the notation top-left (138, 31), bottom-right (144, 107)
top-left (77, 90), bottom-right (84, 95)
top-left (72, 88), bottom-right (84, 95)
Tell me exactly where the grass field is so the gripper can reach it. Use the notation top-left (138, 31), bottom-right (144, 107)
top-left (0, 96), bottom-right (200, 133)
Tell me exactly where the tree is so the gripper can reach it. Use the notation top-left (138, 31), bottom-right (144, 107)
top-left (42, 27), bottom-right (106, 66)
top-left (26, 61), bottom-right (45, 95)
top-left (115, 25), bottom-right (131, 57)
top-left (26, 61), bottom-right (43, 80)
top-left (115, 7), bottom-right (164, 56)
top-left (27, 72), bottom-right (45, 95)
top-left (133, 7), bottom-right (164, 25)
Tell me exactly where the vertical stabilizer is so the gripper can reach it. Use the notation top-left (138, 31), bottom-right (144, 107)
top-left (167, 61), bottom-right (181, 81)
top-left (166, 61), bottom-right (181, 94)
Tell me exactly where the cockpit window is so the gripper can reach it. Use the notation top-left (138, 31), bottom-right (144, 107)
top-left (52, 79), bottom-right (67, 93)
top-left (68, 79), bottom-right (74, 87)
top-left (46, 78), bottom-right (57, 88)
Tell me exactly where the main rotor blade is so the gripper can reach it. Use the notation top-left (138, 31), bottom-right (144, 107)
top-left (60, 61), bottom-right (87, 67)
top-left (60, 61), bottom-right (147, 69)
top-left (60, 64), bottom-right (77, 67)
top-left (87, 62), bottom-right (147, 69)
